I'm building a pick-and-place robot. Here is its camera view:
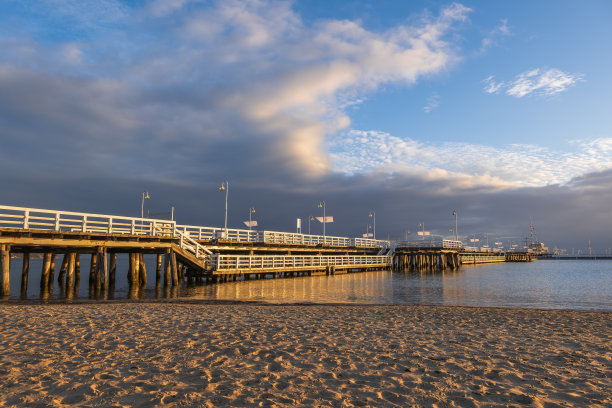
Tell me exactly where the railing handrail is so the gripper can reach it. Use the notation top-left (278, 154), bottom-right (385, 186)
top-left (210, 254), bottom-right (390, 270)
top-left (0, 204), bottom-right (388, 247)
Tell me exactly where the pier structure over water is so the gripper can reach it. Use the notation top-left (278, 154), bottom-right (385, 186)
top-left (392, 239), bottom-right (507, 272)
top-left (0, 205), bottom-right (391, 297)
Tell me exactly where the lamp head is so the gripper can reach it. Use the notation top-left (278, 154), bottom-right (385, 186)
top-left (369, 212), bottom-right (373, 218)
top-left (317, 202), bottom-right (322, 209)
top-left (144, 191), bottom-right (150, 200)
top-left (219, 184), bottom-right (225, 192)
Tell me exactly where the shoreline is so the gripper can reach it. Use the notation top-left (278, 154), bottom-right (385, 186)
top-left (1, 297), bottom-right (611, 313)
top-left (1, 303), bottom-right (610, 407)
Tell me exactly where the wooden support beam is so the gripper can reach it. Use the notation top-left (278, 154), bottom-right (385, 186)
top-left (163, 249), bottom-right (171, 287)
top-left (0, 245), bottom-right (10, 297)
top-left (96, 248), bottom-right (107, 290)
top-left (66, 252), bottom-right (75, 289)
top-left (48, 254), bottom-right (56, 288)
top-left (127, 252), bottom-right (135, 286)
top-left (20, 252), bottom-right (29, 298)
top-left (138, 253), bottom-right (147, 287)
top-left (133, 252), bottom-right (140, 287)
top-left (58, 253), bottom-right (69, 284)
top-left (40, 252), bottom-right (52, 292)
top-left (171, 251), bottom-right (178, 287)
top-left (109, 253), bottom-right (117, 289)
top-left (156, 253), bottom-right (162, 286)
top-left (74, 254), bottom-right (81, 288)
top-left (89, 253), bottom-right (97, 287)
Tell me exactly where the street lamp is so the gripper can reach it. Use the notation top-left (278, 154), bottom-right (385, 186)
top-left (219, 181), bottom-right (229, 237)
top-left (141, 191), bottom-right (150, 219)
top-left (245, 207), bottom-right (256, 242)
top-left (317, 201), bottom-right (326, 238)
top-left (308, 215), bottom-right (315, 235)
top-left (369, 211), bottom-right (376, 240)
top-left (452, 210), bottom-right (458, 241)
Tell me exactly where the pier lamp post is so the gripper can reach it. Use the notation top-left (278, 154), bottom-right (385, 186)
top-left (141, 191), bottom-right (150, 219)
top-left (453, 210), bottom-right (458, 241)
top-left (308, 216), bottom-right (315, 235)
top-left (369, 211), bottom-right (376, 240)
top-left (219, 181), bottom-right (229, 238)
top-left (248, 207), bottom-right (255, 241)
top-left (318, 201), bottom-right (326, 239)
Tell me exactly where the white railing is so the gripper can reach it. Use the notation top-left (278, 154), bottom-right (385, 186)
top-left (0, 205), bottom-right (175, 236)
top-left (397, 239), bottom-right (463, 249)
top-left (172, 227), bottom-right (212, 260)
top-left (211, 254), bottom-right (390, 270)
top-left (176, 224), bottom-right (260, 242)
top-left (459, 253), bottom-right (505, 263)
top-left (0, 204), bottom-right (389, 248)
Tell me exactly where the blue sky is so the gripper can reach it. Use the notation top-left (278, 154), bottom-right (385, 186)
top-left (1, 0), bottom-right (611, 250)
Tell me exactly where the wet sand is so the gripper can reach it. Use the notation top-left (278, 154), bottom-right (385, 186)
top-left (0, 303), bottom-right (610, 407)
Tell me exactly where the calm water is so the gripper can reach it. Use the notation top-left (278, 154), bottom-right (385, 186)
top-left (5, 256), bottom-right (612, 310)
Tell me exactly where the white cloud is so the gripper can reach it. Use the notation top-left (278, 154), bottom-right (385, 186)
top-left (485, 69), bottom-right (583, 98)
top-left (483, 75), bottom-right (503, 94)
top-left (480, 18), bottom-right (511, 52)
top-left (329, 130), bottom-right (612, 188)
top-left (424, 92), bottom-right (440, 113)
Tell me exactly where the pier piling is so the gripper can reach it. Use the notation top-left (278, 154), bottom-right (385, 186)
top-left (20, 252), bottom-right (29, 298)
top-left (0, 244), bottom-right (10, 297)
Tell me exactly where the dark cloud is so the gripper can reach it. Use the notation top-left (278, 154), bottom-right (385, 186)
top-left (0, 1), bottom-right (610, 253)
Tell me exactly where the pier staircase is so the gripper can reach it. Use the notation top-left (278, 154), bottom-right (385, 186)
top-left (159, 226), bottom-right (213, 274)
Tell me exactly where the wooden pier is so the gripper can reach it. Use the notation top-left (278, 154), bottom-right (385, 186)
top-left (0, 205), bottom-right (391, 298)
top-left (392, 240), bottom-right (507, 271)
top-left (505, 252), bottom-right (535, 262)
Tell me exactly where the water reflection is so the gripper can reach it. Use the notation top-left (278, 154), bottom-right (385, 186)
top-left (4, 255), bottom-right (612, 310)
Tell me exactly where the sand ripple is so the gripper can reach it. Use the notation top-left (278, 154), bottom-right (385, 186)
top-left (0, 303), bottom-right (610, 407)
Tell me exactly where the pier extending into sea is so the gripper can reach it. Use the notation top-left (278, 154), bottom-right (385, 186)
top-left (0, 205), bottom-right (531, 298)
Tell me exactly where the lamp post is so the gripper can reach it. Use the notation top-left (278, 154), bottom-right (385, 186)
top-left (317, 201), bottom-right (326, 238)
top-left (369, 211), bottom-right (376, 240)
top-left (248, 207), bottom-right (255, 231)
top-left (219, 181), bottom-right (229, 237)
top-left (141, 191), bottom-right (150, 219)
top-left (308, 216), bottom-right (315, 235)
top-left (452, 210), bottom-right (458, 241)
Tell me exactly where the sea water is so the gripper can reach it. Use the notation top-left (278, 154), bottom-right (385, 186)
top-left (5, 256), bottom-right (612, 310)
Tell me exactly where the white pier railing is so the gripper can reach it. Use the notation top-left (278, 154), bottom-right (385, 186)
top-left (211, 254), bottom-right (390, 270)
top-left (397, 239), bottom-right (463, 249)
top-left (0, 205), bottom-right (175, 236)
top-left (0, 204), bottom-right (389, 248)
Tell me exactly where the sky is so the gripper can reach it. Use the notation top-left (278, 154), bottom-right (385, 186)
top-left (1, 0), bottom-right (611, 252)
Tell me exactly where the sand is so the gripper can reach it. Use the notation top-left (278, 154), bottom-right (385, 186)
top-left (0, 303), bottom-right (610, 407)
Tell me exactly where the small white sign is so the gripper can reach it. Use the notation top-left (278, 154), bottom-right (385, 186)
top-left (243, 220), bottom-right (258, 227)
top-left (417, 231), bottom-right (430, 236)
top-left (363, 233), bottom-right (373, 238)
top-left (316, 216), bottom-right (334, 223)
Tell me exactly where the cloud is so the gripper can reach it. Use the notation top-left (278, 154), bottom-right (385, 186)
top-left (483, 75), bottom-right (503, 94)
top-left (480, 18), bottom-right (510, 52)
top-left (329, 130), bottom-right (612, 188)
top-left (484, 68), bottom-right (583, 97)
top-left (423, 92), bottom-right (440, 113)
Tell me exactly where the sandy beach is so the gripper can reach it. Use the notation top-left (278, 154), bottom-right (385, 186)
top-left (0, 303), bottom-right (609, 407)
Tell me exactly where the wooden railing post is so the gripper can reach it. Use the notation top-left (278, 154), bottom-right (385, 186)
top-left (23, 210), bottom-right (29, 229)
